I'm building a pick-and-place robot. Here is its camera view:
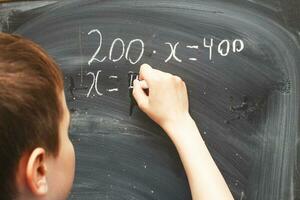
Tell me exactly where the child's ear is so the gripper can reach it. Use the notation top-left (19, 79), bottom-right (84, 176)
top-left (26, 147), bottom-right (48, 196)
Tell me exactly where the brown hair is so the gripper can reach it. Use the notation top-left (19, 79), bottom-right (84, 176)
top-left (0, 33), bottom-right (64, 199)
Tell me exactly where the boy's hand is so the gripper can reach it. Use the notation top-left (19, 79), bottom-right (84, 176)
top-left (133, 64), bottom-right (234, 200)
top-left (132, 64), bottom-right (191, 131)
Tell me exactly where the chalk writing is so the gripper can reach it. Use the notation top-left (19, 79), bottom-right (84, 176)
top-left (109, 38), bottom-right (125, 62)
top-left (87, 29), bottom-right (245, 65)
top-left (86, 70), bottom-right (103, 97)
top-left (125, 39), bottom-right (144, 64)
top-left (84, 29), bottom-right (245, 97)
top-left (88, 29), bottom-right (144, 65)
top-left (203, 38), bottom-right (213, 60)
top-left (88, 29), bottom-right (106, 65)
top-left (164, 42), bottom-right (182, 63)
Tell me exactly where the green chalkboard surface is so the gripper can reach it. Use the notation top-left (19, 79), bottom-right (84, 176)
top-left (1, 0), bottom-right (299, 199)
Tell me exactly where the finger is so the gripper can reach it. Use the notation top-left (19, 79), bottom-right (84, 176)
top-left (139, 80), bottom-right (149, 89)
top-left (132, 79), bottom-right (149, 110)
top-left (139, 63), bottom-right (153, 82)
top-left (153, 68), bottom-right (171, 77)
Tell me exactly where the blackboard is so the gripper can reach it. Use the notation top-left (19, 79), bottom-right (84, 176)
top-left (1, 0), bottom-right (300, 199)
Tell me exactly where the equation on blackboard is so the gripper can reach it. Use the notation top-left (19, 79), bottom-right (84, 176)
top-left (83, 28), bottom-right (245, 98)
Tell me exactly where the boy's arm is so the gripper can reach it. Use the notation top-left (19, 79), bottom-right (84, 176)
top-left (133, 64), bottom-right (233, 200)
top-left (163, 115), bottom-right (233, 200)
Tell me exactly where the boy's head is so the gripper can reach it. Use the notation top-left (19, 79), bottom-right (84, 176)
top-left (0, 33), bottom-right (75, 200)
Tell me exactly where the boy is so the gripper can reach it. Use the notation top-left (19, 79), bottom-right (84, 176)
top-left (0, 32), bottom-right (233, 200)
